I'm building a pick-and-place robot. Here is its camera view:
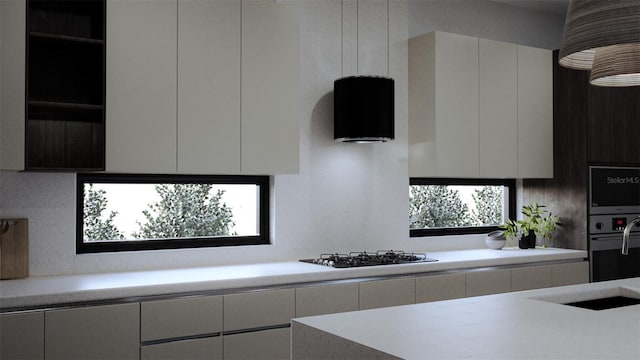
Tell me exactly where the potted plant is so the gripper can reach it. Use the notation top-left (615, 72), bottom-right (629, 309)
top-left (499, 202), bottom-right (560, 249)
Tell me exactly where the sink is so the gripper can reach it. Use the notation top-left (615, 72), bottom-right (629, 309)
top-left (531, 286), bottom-right (640, 311)
top-left (563, 296), bottom-right (640, 311)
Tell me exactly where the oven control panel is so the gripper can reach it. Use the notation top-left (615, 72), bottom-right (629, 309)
top-left (589, 214), bottom-right (640, 234)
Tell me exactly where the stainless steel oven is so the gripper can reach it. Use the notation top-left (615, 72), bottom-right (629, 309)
top-left (588, 166), bottom-right (640, 282)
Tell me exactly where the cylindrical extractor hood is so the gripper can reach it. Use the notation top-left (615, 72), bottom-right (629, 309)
top-left (334, 76), bottom-right (394, 143)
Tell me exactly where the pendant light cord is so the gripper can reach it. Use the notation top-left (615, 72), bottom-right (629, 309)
top-left (387, 0), bottom-right (390, 77)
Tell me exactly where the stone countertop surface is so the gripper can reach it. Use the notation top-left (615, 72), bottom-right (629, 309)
top-left (293, 277), bottom-right (640, 359)
top-left (0, 248), bottom-right (587, 310)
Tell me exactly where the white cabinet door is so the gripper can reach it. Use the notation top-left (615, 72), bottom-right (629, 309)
top-left (177, 0), bottom-right (241, 174)
top-left (0, 0), bottom-right (25, 170)
top-left (106, 0), bottom-right (177, 173)
top-left (416, 273), bottom-right (466, 303)
top-left (517, 45), bottom-right (553, 178)
top-left (552, 261), bottom-right (589, 286)
top-left (141, 337), bottom-right (222, 360)
top-left (511, 265), bottom-right (553, 292)
top-left (359, 277), bottom-right (415, 310)
top-left (295, 283), bottom-right (359, 317)
top-left (223, 327), bottom-right (290, 360)
top-left (141, 295), bottom-right (222, 341)
top-left (409, 32), bottom-right (479, 178)
top-left (241, 1), bottom-right (299, 175)
top-left (479, 38), bottom-right (518, 178)
top-left (223, 288), bottom-right (295, 331)
top-left (466, 269), bottom-right (511, 297)
top-left (44, 303), bottom-right (139, 360)
top-left (0, 312), bottom-right (44, 360)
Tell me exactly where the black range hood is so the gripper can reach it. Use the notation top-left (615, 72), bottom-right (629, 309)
top-left (334, 76), bottom-right (394, 143)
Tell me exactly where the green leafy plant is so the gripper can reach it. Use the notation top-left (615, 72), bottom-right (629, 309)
top-left (499, 201), bottom-right (560, 247)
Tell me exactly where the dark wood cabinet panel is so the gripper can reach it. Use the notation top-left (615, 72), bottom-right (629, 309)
top-left (25, 0), bottom-right (105, 171)
top-left (524, 51), bottom-right (639, 250)
top-left (587, 85), bottom-right (640, 164)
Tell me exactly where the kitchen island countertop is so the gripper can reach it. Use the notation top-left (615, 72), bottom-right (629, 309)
top-left (292, 277), bottom-right (640, 359)
top-left (0, 247), bottom-right (586, 310)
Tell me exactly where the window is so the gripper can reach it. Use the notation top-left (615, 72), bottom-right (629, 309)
top-left (409, 178), bottom-right (515, 237)
top-left (76, 174), bottom-right (269, 253)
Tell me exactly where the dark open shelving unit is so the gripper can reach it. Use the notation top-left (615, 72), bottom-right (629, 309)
top-left (26, 0), bottom-right (105, 171)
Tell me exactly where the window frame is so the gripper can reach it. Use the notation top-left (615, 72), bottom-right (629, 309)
top-left (76, 173), bottom-right (270, 254)
top-left (409, 178), bottom-right (516, 237)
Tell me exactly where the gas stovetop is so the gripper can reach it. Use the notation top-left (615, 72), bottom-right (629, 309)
top-left (300, 250), bottom-right (438, 268)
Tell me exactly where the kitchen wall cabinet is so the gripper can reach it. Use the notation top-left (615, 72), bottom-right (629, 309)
top-left (295, 282), bottom-right (359, 317)
top-left (517, 45), bottom-right (553, 178)
top-left (359, 277), bottom-right (416, 310)
top-left (409, 31), bottom-right (479, 178)
top-left (223, 328), bottom-right (290, 360)
top-left (177, 0), bottom-right (241, 174)
top-left (106, 0), bottom-right (299, 175)
top-left (1, 0), bottom-right (106, 171)
top-left (409, 31), bottom-right (553, 179)
top-left (240, 1), bottom-right (299, 175)
top-left (0, 311), bottom-right (44, 360)
top-left (415, 272), bottom-right (466, 303)
top-left (478, 39), bottom-right (518, 177)
top-left (105, 0), bottom-right (177, 173)
top-left (44, 303), bottom-right (139, 359)
top-left (0, 0), bottom-right (26, 170)
top-left (466, 268), bottom-right (511, 297)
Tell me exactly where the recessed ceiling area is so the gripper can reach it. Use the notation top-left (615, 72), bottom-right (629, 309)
top-left (491, 0), bottom-right (570, 15)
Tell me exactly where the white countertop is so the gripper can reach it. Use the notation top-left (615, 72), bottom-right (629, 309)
top-left (293, 277), bottom-right (640, 359)
top-left (0, 248), bottom-right (587, 310)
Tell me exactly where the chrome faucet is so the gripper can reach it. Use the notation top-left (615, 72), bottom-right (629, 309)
top-left (622, 216), bottom-right (640, 255)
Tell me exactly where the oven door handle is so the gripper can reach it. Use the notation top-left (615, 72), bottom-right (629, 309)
top-left (590, 234), bottom-right (640, 251)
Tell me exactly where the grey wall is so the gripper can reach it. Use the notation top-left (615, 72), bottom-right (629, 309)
top-left (0, 0), bottom-right (565, 276)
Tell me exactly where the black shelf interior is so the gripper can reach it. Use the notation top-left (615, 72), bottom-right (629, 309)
top-left (28, 0), bottom-right (104, 40)
top-left (28, 35), bottom-right (103, 105)
top-left (26, 0), bottom-right (105, 171)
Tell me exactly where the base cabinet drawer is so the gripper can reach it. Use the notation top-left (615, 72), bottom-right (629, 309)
top-left (511, 265), bottom-right (553, 292)
top-left (223, 289), bottom-right (295, 331)
top-left (44, 303), bottom-right (139, 360)
top-left (141, 295), bottom-right (222, 341)
top-left (466, 269), bottom-right (511, 297)
top-left (0, 312), bottom-right (44, 360)
top-left (552, 261), bottom-right (589, 286)
top-left (141, 336), bottom-right (222, 360)
top-left (295, 283), bottom-right (359, 317)
top-left (359, 278), bottom-right (416, 310)
top-left (223, 328), bottom-right (290, 360)
top-left (416, 273), bottom-right (466, 303)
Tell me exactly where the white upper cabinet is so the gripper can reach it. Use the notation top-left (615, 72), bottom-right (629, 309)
top-left (177, 0), bottom-right (241, 174)
top-left (106, 0), bottom-right (178, 173)
top-left (241, 1), bottom-right (299, 175)
top-left (106, 0), bottom-right (299, 175)
top-left (517, 44), bottom-right (553, 178)
top-left (409, 31), bottom-right (553, 179)
top-left (0, 0), bottom-right (26, 170)
top-left (409, 32), bottom-right (479, 178)
top-left (479, 38), bottom-right (518, 178)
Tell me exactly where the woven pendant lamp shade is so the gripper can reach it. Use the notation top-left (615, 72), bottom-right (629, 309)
top-left (590, 43), bottom-right (640, 86)
top-left (558, 0), bottom-right (640, 70)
